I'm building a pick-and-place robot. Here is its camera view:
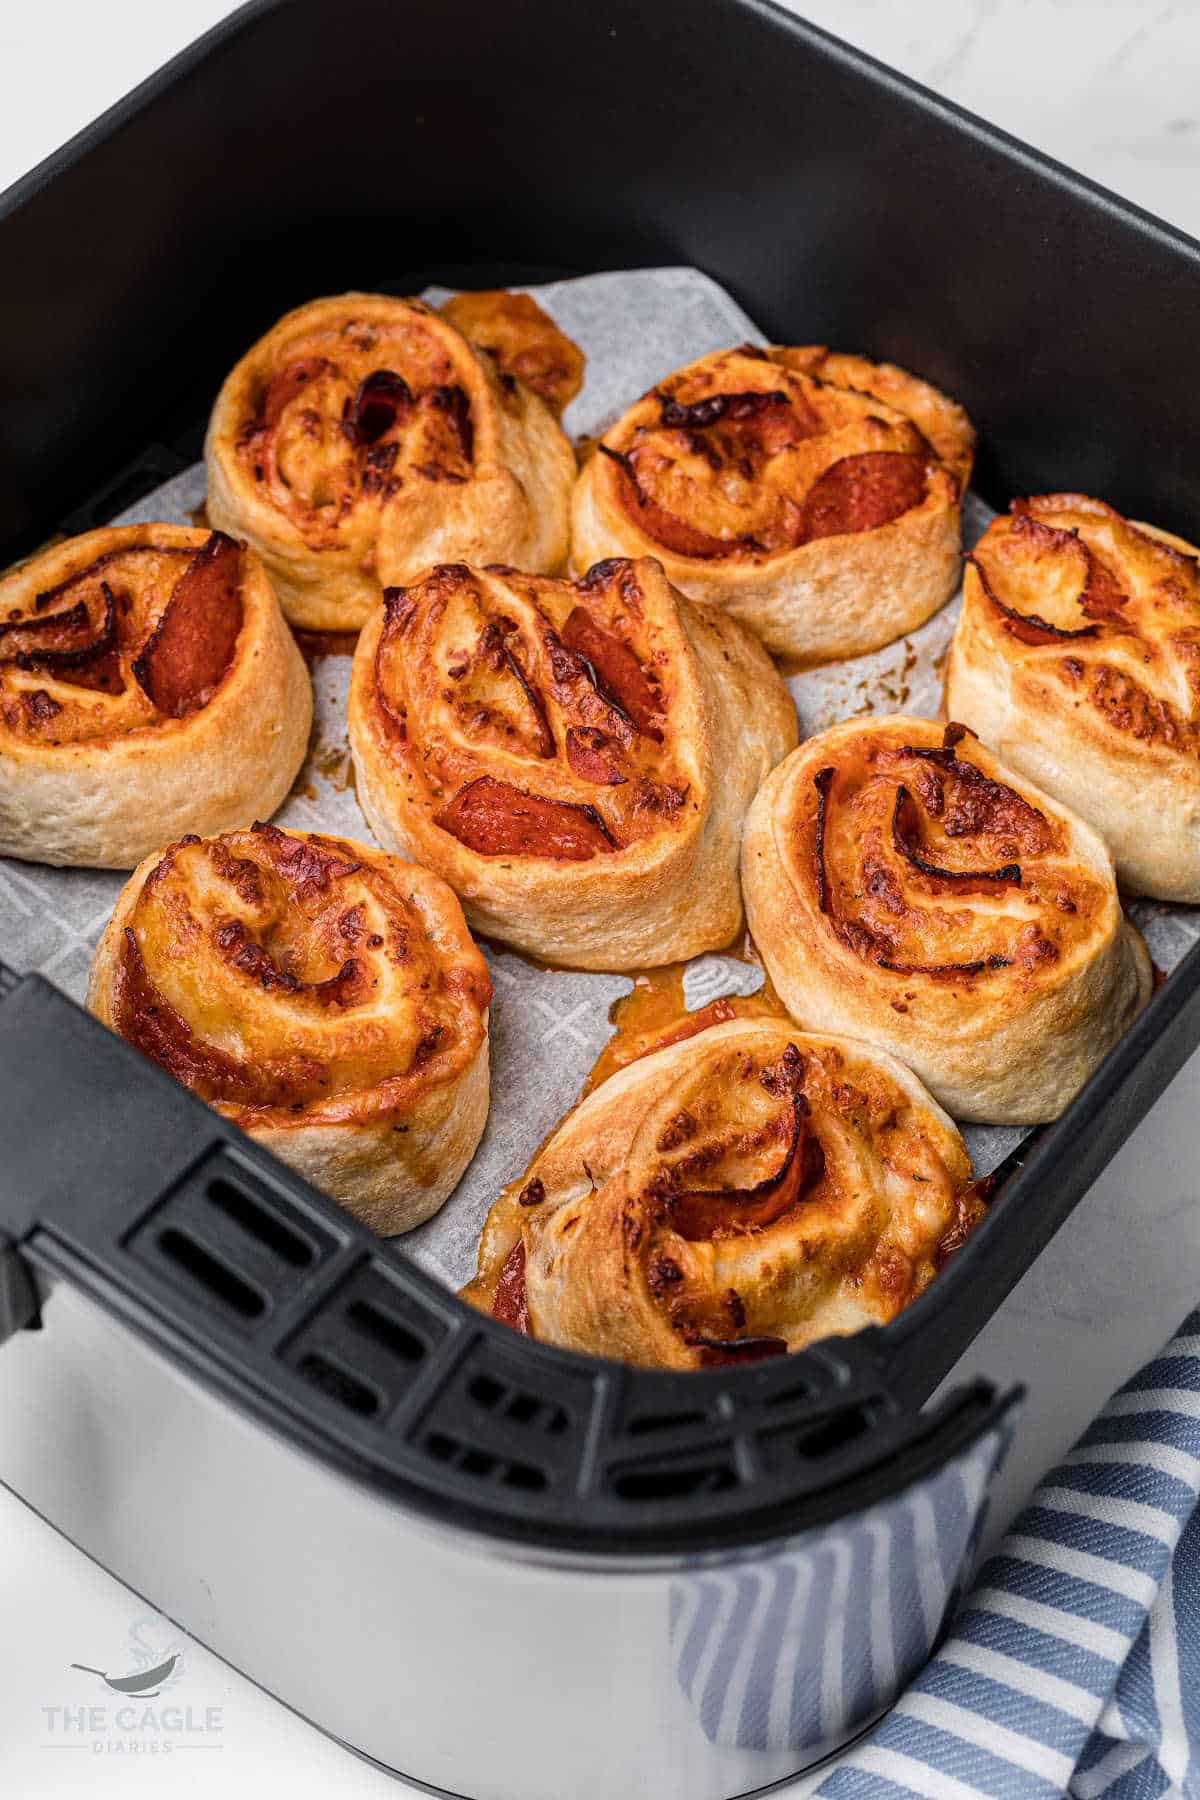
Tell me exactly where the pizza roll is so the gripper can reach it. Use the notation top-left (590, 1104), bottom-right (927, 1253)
top-left (88, 826), bottom-right (491, 1233)
top-left (0, 525), bottom-right (309, 868)
top-left (438, 289), bottom-right (585, 418)
top-left (571, 344), bottom-right (973, 663)
top-left (462, 1017), bottom-right (979, 1368)
top-left (347, 555), bottom-right (797, 968)
top-left (741, 717), bottom-right (1151, 1123)
top-left (205, 292), bottom-right (578, 632)
top-left (947, 494), bottom-right (1200, 901)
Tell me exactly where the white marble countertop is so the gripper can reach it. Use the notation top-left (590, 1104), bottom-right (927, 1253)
top-left (2, 2), bottom-right (1199, 1794)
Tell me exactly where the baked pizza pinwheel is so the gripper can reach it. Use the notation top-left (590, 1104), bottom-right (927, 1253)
top-left (205, 292), bottom-right (578, 632)
top-left (0, 525), bottom-right (309, 869)
top-left (741, 717), bottom-right (1151, 1123)
top-left (461, 1017), bottom-right (980, 1368)
top-left (438, 289), bottom-right (585, 418)
top-left (947, 494), bottom-right (1200, 902)
top-left (570, 344), bottom-right (974, 663)
top-left (347, 555), bottom-right (798, 968)
top-left (88, 826), bottom-right (491, 1233)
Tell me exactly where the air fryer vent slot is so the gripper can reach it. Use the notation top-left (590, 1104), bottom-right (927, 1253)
top-left (610, 1456), bottom-right (739, 1501)
top-left (156, 1228), bottom-right (266, 1321)
top-left (756, 1399), bottom-right (886, 1476)
top-left (625, 1408), bottom-right (708, 1437)
top-left (424, 1431), bottom-right (547, 1492)
top-left (347, 1298), bottom-right (425, 1364)
top-left (205, 1177), bottom-right (316, 1267)
top-left (410, 1334), bottom-right (592, 1491)
top-left (795, 1407), bottom-right (874, 1460)
top-left (297, 1351), bottom-right (381, 1418)
top-left (277, 1259), bottom-right (446, 1424)
top-left (467, 1372), bottom-right (568, 1435)
top-left (764, 1380), bottom-right (813, 1409)
top-left (125, 1145), bottom-right (342, 1329)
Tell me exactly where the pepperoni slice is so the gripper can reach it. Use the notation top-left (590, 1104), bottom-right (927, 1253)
top-left (1080, 549), bottom-right (1130, 624)
top-left (813, 765), bottom-right (835, 912)
top-left (435, 775), bottom-right (617, 860)
top-left (429, 384), bottom-right (474, 462)
top-left (967, 551), bottom-right (1097, 646)
top-left (561, 606), bottom-right (663, 738)
top-left (1, 549), bottom-right (144, 663)
top-left (0, 596), bottom-right (93, 657)
top-left (605, 416), bottom-right (921, 559)
top-left (969, 513), bottom-right (1119, 643)
top-left (598, 446), bottom-right (741, 560)
top-left (115, 927), bottom-right (260, 1104)
top-left (658, 387), bottom-right (819, 454)
top-left (795, 451), bottom-right (928, 543)
top-left (3, 547), bottom-right (201, 695)
top-left (0, 585), bottom-right (119, 695)
top-left (114, 922), bottom-right (353, 1108)
top-left (492, 1241), bottom-right (530, 1334)
top-left (891, 785), bottom-right (1022, 893)
top-left (667, 1092), bottom-right (824, 1240)
top-left (565, 726), bottom-right (627, 785)
top-left (132, 532), bottom-right (243, 718)
top-left (348, 369), bottom-right (413, 446)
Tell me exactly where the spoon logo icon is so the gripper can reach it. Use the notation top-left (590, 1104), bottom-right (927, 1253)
top-left (70, 1614), bottom-right (185, 1699)
top-left (70, 1652), bottom-right (180, 1698)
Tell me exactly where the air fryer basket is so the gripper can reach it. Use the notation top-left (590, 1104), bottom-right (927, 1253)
top-left (0, 965), bottom-right (1014, 1798)
top-left (0, 966), bottom-right (1007, 1550)
top-left (2, 1), bottom-right (1199, 1794)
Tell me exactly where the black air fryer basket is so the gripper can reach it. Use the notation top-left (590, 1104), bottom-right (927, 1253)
top-left (1, 4), bottom-right (1199, 1796)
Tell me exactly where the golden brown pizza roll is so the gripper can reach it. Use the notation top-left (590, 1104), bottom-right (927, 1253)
top-left (88, 825), bottom-right (491, 1233)
top-left (0, 525), bottom-right (309, 869)
top-left (741, 717), bottom-right (1151, 1124)
top-left (204, 292), bottom-right (578, 633)
top-left (438, 289), bottom-right (585, 418)
top-left (570, 344), bottom-right (973, 663)
top-left (947, 494), bottom-right (1200, 901)
top-left (461, 1016), bottom-right (980, 1368)
top-left (347, 555), bottom-right (798, 968)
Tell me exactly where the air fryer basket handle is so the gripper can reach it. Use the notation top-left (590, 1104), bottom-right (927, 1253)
top-left (0, 967), bottom-right (1014, 1554)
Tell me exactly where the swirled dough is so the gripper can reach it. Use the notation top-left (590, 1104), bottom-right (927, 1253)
top-left (89, 826), bottom-right (491, 1232)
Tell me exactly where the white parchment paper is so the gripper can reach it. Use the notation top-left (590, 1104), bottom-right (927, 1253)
top-left (4, 269), bottom-right (1193, 1288)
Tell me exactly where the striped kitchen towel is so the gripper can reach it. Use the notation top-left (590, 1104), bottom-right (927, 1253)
top-left (817, 1307), bottom-right (1200, 1799)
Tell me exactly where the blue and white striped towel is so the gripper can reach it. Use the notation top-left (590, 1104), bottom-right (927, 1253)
top-left (817, 1307), bottom-right (1200, 1799)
